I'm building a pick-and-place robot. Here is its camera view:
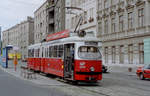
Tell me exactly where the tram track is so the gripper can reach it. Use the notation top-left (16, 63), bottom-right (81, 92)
top-left (55, 78), bottom-right (111, 96)
top-left (33, 71), bottom-right (110, 96)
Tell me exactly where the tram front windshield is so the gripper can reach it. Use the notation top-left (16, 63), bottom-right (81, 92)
top-left (78, 46), bottom-right (101, 60)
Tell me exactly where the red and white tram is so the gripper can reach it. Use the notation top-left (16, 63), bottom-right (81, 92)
top-left (27, 30), bottom-right (102, 82)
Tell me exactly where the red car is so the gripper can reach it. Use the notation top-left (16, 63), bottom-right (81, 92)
top-left (136, 64), bottom-right (150, 80)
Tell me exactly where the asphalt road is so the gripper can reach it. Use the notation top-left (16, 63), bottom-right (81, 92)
top-left (0, 69), bottom-right (68, 96)
top-left (78, 72), bottom-right (150, 96)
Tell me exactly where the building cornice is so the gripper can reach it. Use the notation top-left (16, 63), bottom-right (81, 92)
top-left (136, 26), bottom-right (146, 30)
top-left (127, 28), bottom-right (135, 32)
top-left (101, 32), bottom-right (150, 42)
top-left (117, 7), bottom-right (124, 13)
top-left (135, 0), bottom-right (145, 6)
top-left (126, 4), bottom-right (134, 10)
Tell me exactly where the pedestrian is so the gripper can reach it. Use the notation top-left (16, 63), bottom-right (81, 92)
top-left (13, 54), bottom-right (18, 71)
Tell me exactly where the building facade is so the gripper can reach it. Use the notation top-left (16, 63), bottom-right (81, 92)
top-left (2, 17), bottom-right (34, 60)
top-left (34, 0), bottom-right (66, 43)
top-left (46, 0), bottom-right (55, 34)
top-left (54, 0), bottom-right (66, 33)
top-left (66, 0), bottom-right (97, 36)
top-left (97, 0), bottom-right (150, 65)
top-left (34, 1), bottom-right (48, 43)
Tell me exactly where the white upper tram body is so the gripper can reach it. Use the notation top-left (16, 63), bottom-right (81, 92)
top-left (28, 31), bottom-right (102, 61)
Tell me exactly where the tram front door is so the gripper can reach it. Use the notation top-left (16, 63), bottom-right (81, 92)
top-left (64, 44), bottom-right (74, 79)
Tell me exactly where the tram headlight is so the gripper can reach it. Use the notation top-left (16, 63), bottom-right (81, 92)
top-left (90, 67), bottom-right (95, 72)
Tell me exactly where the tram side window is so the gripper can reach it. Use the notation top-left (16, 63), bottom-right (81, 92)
top-left (31, 49), bottom-right (32, 57)
top-left (45, 48), bottom-right (46, 57)
top-left (28, 49), bottom-right (31, 57)
top-left (52, 46), bottom-right (54, 58)
top-left (36, 49), bottom-right (40, 58)
top-left (46, 47), bottom-right (48, 58)
top-left (49, 46), bottom-right (52, 57)
top-left (46, 48), bottom-right (48, 58)
top-left (35, 49), bottom-right (37, 57)
top-left (45, 48), bottom-right (47, 58)
top-left (58, 45), bottom-right (64, 58)
top-left (47, 48), bottom-right (49, 58)
top-left (42, 47), bottom-right (44, 57)
top-left (32, 49), bottom-right (34, 57)
top-left (37, 49), bottom-right (40, 57)
top-left (53, 46), bottom-right (58, 57)
top-left (34, 49), bottom-right (36, 58)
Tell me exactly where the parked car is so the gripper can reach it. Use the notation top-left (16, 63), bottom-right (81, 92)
top-left (136, 64), bottom-right (150, 80)
top-left (102, 65), bottom-right (108, 73)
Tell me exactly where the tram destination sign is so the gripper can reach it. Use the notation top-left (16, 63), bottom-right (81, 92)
top-left (46, 30), bottom-right (70, 41)
top-left (85, 42), bottom-right (98, 46)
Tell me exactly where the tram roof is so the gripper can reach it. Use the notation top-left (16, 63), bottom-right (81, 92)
top-left (43, 33), bottom-right (100, 46)
top-left (28, 43), bottom-right (41, 49)
top-left (28, 31), bottom-right (101, 49)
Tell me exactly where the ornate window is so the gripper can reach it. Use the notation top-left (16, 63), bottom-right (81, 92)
top-left (83, 12), bottom-right (87, 24)
top-left (104, 0), bottom-right (108, 8)
top-left (89, 8), bottom-right (94, 19)
top-left (120, 45), bottom-right (124, 64)
top-left (71, 17), bottom-right (75, 28)
top-left (138, 8), bottom-right (144, 27)
top-left (98, 21), bottom-right (102, 36)
top-left (128, 44), bottom-right (133, 64)
top-left (119, 15), bottom-right (124, 32)
top-left (104, 19), bottom-right (108, 34)
top-left (111, 0), bottom-right (116, 6)
top-left (111, 18), bottom-right (116, 33)
top-left (128, 12), bottom-right (134, 29)
top-left (105, 47), bottom-right (108, 64)
top-left (112, 46), bottom-right (116, 63)
top-left (98, 0), bottom-right (102, 10)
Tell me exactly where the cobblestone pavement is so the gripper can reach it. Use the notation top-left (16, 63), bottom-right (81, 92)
top-left (0, 60), bottom-right (150, 96)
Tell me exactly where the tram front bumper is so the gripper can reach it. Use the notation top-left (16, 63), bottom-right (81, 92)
top-left (75, 72), bottom-right (102, 81)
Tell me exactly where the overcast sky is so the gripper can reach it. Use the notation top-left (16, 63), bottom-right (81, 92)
top-left (0, 0), bottom-right (46, 31)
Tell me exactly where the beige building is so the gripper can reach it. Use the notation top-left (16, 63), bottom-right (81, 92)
top-left (34, 0), bottom-right (66, 43)
top-left (34, 1), bottom-right (48, 43)
top-left (97, 0), bottom-right (150, 65)
top-left (2, 17), bottom-right (34, 60)
top-left (54, 0), bottom-right (66, 33)
top-left (46, 0), bottom-right (55, 34)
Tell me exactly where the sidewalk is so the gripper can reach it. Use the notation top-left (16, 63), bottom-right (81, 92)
top-left (105, 64), bottom-right (143, 76)
top-left (0, 60), bottom-right (67, 86)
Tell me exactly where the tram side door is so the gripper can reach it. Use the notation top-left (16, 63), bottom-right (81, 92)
top-left (64, 44), bottom-right (75, 79)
